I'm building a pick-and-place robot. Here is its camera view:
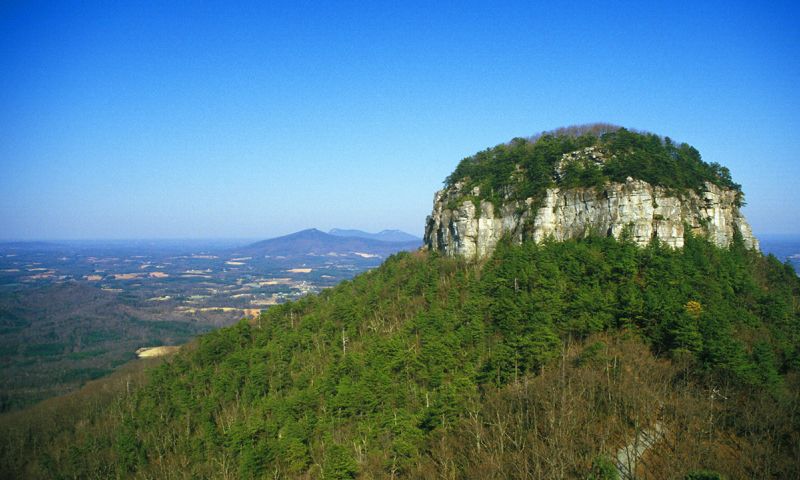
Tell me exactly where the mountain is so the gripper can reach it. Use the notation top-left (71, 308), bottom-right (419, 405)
top-left (236, 228), bottom-right (420, 258)
top-left (328, 228), bottom-right (421, 243)
top-left (3, 126), bottom-right (799, 479)
top-left (426, 126), bottom-right (758, 259)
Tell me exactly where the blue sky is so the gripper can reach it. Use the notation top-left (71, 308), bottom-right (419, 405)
top-left (1, 0), bottom-right (798, 240)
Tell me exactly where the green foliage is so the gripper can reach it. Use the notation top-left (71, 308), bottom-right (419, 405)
top-left (115, 417), bottom-right (146, 473)
top-left (589, 455), bottom-right (620, 480)
top-left (323, 443), bottom-right (358, 479)
top-left (576, 341), bottom-right (609, 367)
top-left (602, 129), bottom-right (739, 192)
top-left (445, 132), bottom-right (597, 207)
top-left (445, 125), bottom-right (742, 211)
top-left (2, 234), bottom-right (799, 478)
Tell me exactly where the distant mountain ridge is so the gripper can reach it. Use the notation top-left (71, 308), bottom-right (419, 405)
top-left (237, 228), bottom-right (420, 258)
top-left (328, 228), bottom-right (420, 243)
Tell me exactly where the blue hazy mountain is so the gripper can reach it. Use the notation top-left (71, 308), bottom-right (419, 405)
top-left (238, 228), bottom-right (421, 257)
top-left (328, 228), bottom-right (421, 243)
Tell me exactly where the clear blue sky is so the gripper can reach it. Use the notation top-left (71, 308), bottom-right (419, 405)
top-left (1, 0), bottom-right (798, 240)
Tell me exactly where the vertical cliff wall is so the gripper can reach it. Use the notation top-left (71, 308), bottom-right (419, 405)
top-left (424, 177), bottom-right (758, 260)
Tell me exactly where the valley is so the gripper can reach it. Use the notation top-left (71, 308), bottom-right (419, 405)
top-left (0, 230), bottom-right (420, 411)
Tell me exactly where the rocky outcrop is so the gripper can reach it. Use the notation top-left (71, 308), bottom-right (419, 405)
top-left (424, 177), bottom-right (758, 260)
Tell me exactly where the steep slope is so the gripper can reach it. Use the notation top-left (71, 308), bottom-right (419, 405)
top-left (425, 126), bottom-right (758, 259)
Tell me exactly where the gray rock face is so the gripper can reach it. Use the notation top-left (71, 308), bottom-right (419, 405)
top-left (424, 178), bottom-right (758, 260)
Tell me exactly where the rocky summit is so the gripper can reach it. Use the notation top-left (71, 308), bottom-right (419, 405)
top-left (425, 127), bottom-right (758, 259)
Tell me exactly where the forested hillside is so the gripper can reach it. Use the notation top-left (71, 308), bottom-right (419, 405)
top-left (0, 283), bottom-right (212, 412)
top-left (2, 232), bottom-right (798, 478)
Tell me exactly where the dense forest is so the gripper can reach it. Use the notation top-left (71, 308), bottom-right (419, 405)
top-left (445, 125), bottom-right (742, 209)
top-left (1, 231), bottom-right (798, 478)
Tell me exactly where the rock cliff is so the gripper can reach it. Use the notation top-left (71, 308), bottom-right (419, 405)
top-left (425, 146), bottom-right (758, 259)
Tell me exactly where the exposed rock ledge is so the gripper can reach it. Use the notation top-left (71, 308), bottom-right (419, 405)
top-left (424, 178), bottom-right (758, 260)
